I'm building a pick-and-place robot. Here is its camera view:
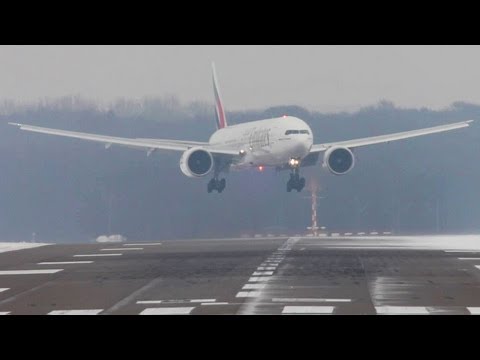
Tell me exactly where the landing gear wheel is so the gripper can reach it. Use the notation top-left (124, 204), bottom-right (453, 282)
top-left (207, 178), bottom-right (227, 193)
top-left (286, 172), bottom-right (305, 193)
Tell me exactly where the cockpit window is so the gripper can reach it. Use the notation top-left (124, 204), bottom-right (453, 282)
top-left (285, 130), bottom-right (310, 135)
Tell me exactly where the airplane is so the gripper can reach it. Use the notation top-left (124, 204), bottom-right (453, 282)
top-left (9, 63), bottom-right (474, 194)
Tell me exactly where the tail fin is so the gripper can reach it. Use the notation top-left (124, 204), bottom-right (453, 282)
top-left (212, 62), bottom-right (228, 129)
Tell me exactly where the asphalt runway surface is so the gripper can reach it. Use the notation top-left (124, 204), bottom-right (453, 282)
top-left (1, 236), bottom-right (480, 315)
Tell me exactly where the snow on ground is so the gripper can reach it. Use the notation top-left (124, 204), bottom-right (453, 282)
top-left (0, 242), bottom-right (49, 254)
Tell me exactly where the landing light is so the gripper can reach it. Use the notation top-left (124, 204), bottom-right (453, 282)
top-left (289, 158), bottom-right (300, 167)
top-left (239, 149), bottom-right (246, 156)
top-left (258, 166), bottom-right (264, 172)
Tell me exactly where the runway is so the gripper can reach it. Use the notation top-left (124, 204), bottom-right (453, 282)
top-left (1, 236), bottom-right (480, 315)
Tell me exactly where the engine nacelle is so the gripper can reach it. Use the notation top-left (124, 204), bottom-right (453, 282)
top-left (323, 146), bottom-right (355, 175)
top-left (180, 147), bottom-right (214, 178)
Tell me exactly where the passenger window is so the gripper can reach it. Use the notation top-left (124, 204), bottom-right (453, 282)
top-left (300, 130), bottom-right (310, 135)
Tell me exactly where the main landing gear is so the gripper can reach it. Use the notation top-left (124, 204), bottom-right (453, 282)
top-left (208, 177), bottom-right (226, 193)
top-left (287, 168), bottom-right (305, 193)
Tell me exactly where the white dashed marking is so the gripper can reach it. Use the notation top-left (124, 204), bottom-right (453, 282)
top-left (124, 243), bottom-right (162, 246)
top-left (257, 267), bottom-right (276, 271)
top-left (48, 309), bottom-right (103, 315)
top-left (201, 302), bottom-right (229, 306)
top-left (0, 269), bottom-right (63, 275)
top-left (248, 276), bottom-right (273, 282)
top-left (74, 254), bottom-right (122, 257)
top-left (140, 307), bottom-right (194, 315)
top-left (273, 298), bottom-right (351, 303)
top-left (252, 271), bottom-right (274, 276)
top-left (242, 284), bottom-right (266, 290)
top-left (101, 248), bottom-right (143, 251)
top-left (190, 299), bottom-right (216, 303)
top-left (0, 311), bottom-right (11, 315)
top-left (282, 306), bottom-right (335, 314)
top-left (375, 306), bottom-right (429, 315)
top-left (38, 261), bottom-right (93, 265)
top-left (476, 266), bottom-right (480, 270)
top-left (467, 307), bottom-right (480, 315)
top-left (0, 288), bottom-right (9, 293)
top-left (457, 258), bottom-right (480, 260)
top-left (137, 300), bottom-right (163, 304)
top-left (236, 291), bottom-right (262, 298)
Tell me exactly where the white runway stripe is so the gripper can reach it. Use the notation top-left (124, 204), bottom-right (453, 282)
top-left (0, 288), bottom-right (9, 293)
top-left (38, 261), bottom-right (93, 265)
top-left (248, 276), bottom-right (272, 282)
top-left (467, 307), bottom-right (480, 315)
top-left (252, 271), bottom-right (274, 276)
top-left (201, 302), bottom-right (229, 306)
top-left (236, 291), bottom-right (262, 298)
top-left (476, 266), bottom-right (480, 270)
top-left (282, 306), bottom-right (335, 314)
top-left (243, 284), bottom-right (266, 290)
top-left (375, 306), bottom-right (429, 315)
top-left (48, 309), bottom-right (103, 315)
top-left (0, 269), bottom-right (63, 275)
top-left (273, 298), bottom-right (351, 303)
top-left (124, 243), bottom-right (162, 246)
top-left (0, 311), bottom-right (11, 315)
top-left (140, 307), bottom-right (194, 315)
top-left (74, 254), bottom-right (122, 257)
top-left (137, 300), bottom-right (163, 304)
top-left (445, 250), bottom-right (480, 253)
top-left (101, 248), bottom-right (143, 251)
top-left (257, 267), bottom-right (276, 271)
top-left (457, 258), bottom-right (480, 260)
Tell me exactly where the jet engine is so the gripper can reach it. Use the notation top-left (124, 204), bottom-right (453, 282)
top-left (323, 146), bottom-right (355, 175)
top-left (180, 147), bottom-right (214, 178)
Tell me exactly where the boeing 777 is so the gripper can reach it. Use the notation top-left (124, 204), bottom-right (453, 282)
top-left (9, 63), bottom-right (474, 193)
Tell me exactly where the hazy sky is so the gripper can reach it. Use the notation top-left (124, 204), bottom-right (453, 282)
top-left (1, 45), bottom-right (480, 112)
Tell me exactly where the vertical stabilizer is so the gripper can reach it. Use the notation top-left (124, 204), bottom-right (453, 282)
top-left (212, 62), bottom-right (228, 129)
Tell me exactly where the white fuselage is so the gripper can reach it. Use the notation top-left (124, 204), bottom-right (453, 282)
top-left (209, 116), bottom-right (313, 168)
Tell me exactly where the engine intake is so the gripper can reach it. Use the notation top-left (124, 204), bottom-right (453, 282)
top-left (323, 147), bottom-right (355, 175)
top-left (180, 148), bottom-right (214, 178)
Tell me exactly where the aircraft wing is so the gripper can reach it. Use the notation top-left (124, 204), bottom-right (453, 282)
top-left (8, 122), bottom-right (239, 156)
top-left (310, 120), bottom-right (473, 153)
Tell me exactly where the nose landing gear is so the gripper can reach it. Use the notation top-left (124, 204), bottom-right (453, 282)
top-left (287, 166), bottom-right (305, 193)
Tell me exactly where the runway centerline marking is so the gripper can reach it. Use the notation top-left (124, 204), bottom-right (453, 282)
top-left (282, 306), bottom-right (335, 314)
top-left (201, 302), bottom-right (229, 306)
top-left (48, 309), bottom-right (103, 315)
top-left (252, 271), bottom-right (274, 276)
top-left (243, 284), bottom-right (266, 290)
top-left (0, 288), bottom-right (9, 293)
top-left (375, 306), bottom-right (429, 315)
top-left (257, 267), bottom-right (277, 271)
top-left (74, 254), bottom-right (122, 257)
top-left (101, 248), bottom-right (143, 251)
top-left (0, 269), bottom-right (63, 275)
top-left (273, 298), bottom-right (352, 303)
top-left (457, 258), bottom-right (480, 260)
top-left (236, 291), bottom-right (262, 298)
top-left (124, 243), bottom-right (162, 246)
top-left (140, 307), bottom-right (194, 315)
top-left (248, 276), bottom-right (273, 282)
top-left (38, 261), bottom-right (93, 265)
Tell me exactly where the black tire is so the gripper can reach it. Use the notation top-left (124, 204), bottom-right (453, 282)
top-left (287, 180), bottom-right (292, 192)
